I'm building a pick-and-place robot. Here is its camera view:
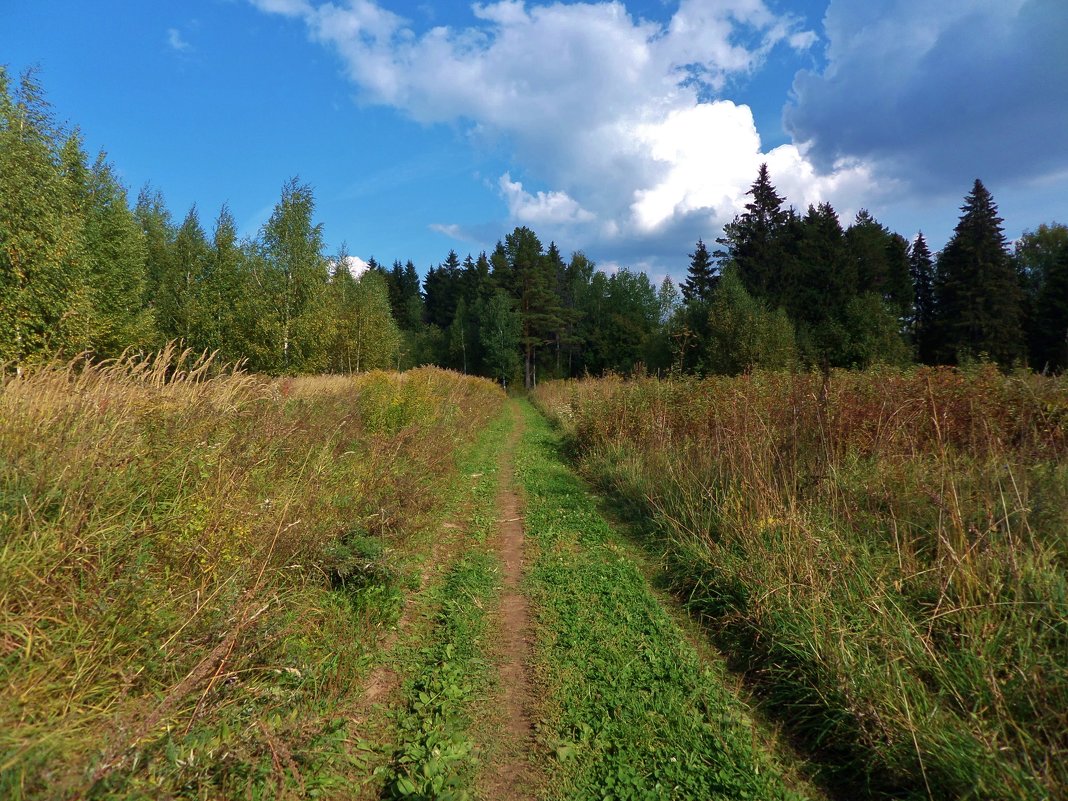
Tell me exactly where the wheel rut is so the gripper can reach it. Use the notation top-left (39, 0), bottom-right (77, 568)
top-left (481, 400), bottom-right (536, 801)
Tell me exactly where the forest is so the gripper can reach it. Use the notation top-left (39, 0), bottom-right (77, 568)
top-left (3, 69), bottom-right (1067, 383)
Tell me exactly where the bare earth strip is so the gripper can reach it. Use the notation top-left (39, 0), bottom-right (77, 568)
top-left (481, 401), bottom-right (537, 801)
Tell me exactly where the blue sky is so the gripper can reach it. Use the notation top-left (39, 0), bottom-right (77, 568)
top-left (3, 1), bottom-right (1067, 282)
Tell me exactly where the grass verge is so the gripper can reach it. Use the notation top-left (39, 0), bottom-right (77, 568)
top-left (516, 400), bottom-right (809, 801)
top-left (0, 351), bottom-right (504, 799)
top-left (361, 408), bottom-right (511, 801)
top-left (532, 369), bottom-right (1067, 800)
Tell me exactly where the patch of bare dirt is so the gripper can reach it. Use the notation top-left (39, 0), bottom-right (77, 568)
top-left (481, 402), bottom-right (537, 801)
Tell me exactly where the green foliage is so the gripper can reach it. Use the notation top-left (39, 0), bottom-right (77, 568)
top-left (261, 177), bottom-right (331, 373)
top-left (704, 266), bottom-right (797, 374)
top-left (3, 73), bottom-right (1067, 384)
top-left (680, 238), bottom-right (716, 302)
top-left (479, 290), bottom-right (521, 387)
top-left (533, 370), bottom-right (1068, 799)
top-left (0, 355), bottom-right (506, 798)
top-left (934, 179), bottom-right (1026, 367)
top-left (516, 403), bottom-right (807, 801)
top-left (0, 68), bottom-right (91, 363)
top-left (1016, 222), bottom-right (1068, 371)
top-left (909, 233), bottom-right (936, 363)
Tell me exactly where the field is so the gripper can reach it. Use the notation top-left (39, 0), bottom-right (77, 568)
top-left (0, 349), bottom-right (504, 798)
top-left (532, 366), bottom-right (1068, 799)
top-left (3, 355), bottom-right (1065, 800)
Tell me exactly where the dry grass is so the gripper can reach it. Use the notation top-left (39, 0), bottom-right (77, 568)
top-left (533, 365), bottom-right (1068, 800)
top-left (0, 347), bottom-right (504, 799)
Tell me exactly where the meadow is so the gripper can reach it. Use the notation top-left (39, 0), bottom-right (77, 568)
top-left (0, 349), bottom-right (504, 798)
top-left (533, 366), bottom-right (1068, 800)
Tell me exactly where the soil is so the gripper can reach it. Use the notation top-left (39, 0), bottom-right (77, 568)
top-left (481, 402), bottom-right (537, 800)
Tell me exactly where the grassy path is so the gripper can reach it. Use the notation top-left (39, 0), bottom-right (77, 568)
top-left (511, 400), bottom-right (815, 801)
top-left (336, 399), bottom-right (818, 800)
top-left (477, 402), bottom-right (538, 799)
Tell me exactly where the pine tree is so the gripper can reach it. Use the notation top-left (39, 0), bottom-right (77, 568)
top-left (909, 233), bottom-right (936, 363)
top-left (501, 227), bottom-right (563, 388)
top-left (680, 239), bottom-right (716, 302)
top-left (934, 180), bottom-right (1024, 366)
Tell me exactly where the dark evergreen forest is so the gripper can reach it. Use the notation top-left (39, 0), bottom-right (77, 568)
top-left (4, 69), bottom-right (1067, 383)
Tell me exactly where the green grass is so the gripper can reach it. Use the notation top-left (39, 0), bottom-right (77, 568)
top-left (516, 401), bottom-right (809, 801)
top-left (359, 408), bottom-right (512, 801)
top-left (0, 353), bottom-right (506, 799)
top-left (531, 369), bottom-right (1068, 800)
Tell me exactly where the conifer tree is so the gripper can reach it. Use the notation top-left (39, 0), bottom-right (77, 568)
top-left (794, 202), bottom-right (850, 365)
top-left (934, 180), bottom-right (1024, 366)
top-left (719, 164), bottom-right (792, 300)
top-left (1018, 224), bottom-right (1068, 371)
top-left (680, 239), bottom-right (716, 302)
top-left (501, 227), bottom-right (563, 387)
top-left (846, 210), bottom-right (913, 316)
top-left (909, 233), bottom-right (937, 363)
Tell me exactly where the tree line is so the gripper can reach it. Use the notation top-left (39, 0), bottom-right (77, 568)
top-left (3, 69), bottom-right (1067, 382)
top-left (0, 69), bottom-right (398, 375)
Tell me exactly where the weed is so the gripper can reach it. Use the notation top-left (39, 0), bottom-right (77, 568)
top-left (532, 367), bottom-right (1067, 799)
top-left (0, 349), bottom-right (504, 798)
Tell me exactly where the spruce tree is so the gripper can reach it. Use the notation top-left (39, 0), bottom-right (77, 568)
top-left (719, 164), bottom-right (792, 300)
top-left (909, 233), bottom-right (936, 363)
top-left (795, 202), bottom-right (851, 365)
top-left (846, 210), bottom-right (913, 316)
top-left (1026, 226), bottom-right (1068, 371)
top-left (934, 180), bottom-right (1024, 366)
top-left (680, 239), bottom-right (716, 302)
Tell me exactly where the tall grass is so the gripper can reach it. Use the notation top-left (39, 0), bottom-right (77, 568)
top-left (533, 365), bottom-right (1067, 800)
top-left (0, 347), bottom-right (504, 798)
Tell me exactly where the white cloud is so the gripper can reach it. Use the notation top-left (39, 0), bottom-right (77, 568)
top-left (248, 0), bottom-right (312, 17)
top-left (429, 222), bottom-right (465, 239)
top-left (332, 254), bottom-right (369, 278)
top-left (167, 28), bottom-right (190, 52)
top-left (499, 173), bottom-right (595, 226)
top-left (251, 0), bottom-right (877, 269)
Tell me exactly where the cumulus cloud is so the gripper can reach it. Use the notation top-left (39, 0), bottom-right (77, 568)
top-left (250, 0), bottom-right (876, 268)
top-left (499, 173), bottom-right (595, 226)
top-left (785, 0), bottom-right (1068, 191)
top-left (331, 254), bottom-right (369, 278)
